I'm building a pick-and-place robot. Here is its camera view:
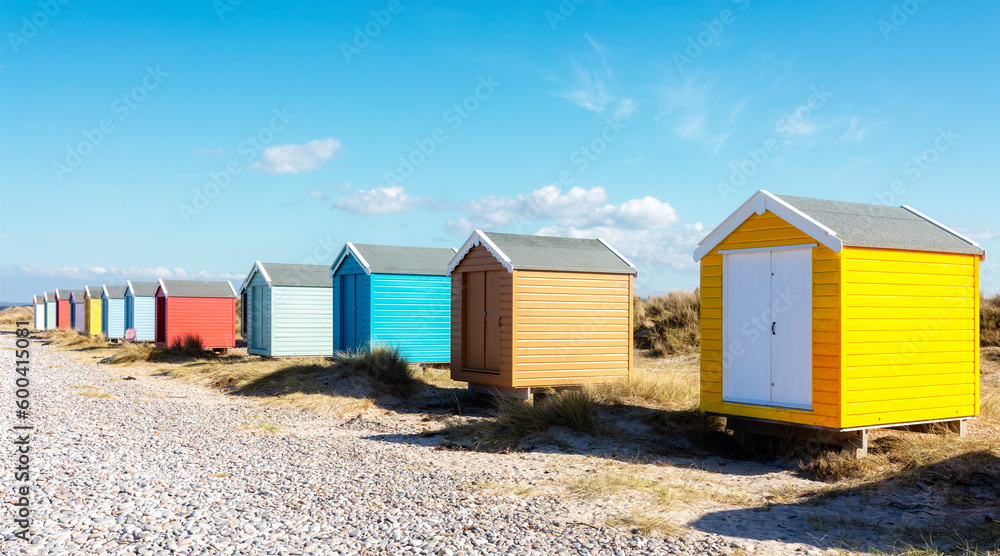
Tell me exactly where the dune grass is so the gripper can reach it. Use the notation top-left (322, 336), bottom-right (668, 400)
top-left (982, 294), bottom-right (1000, 347)
top-left (633, 290), bottom-right (700, 357)
top-left (0, 305), bottom-right (33, 328)
top-left (47, 329), bottom-right (109, 349)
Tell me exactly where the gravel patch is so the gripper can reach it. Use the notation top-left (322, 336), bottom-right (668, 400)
top-left (1, 335), bottom-right (738, 555)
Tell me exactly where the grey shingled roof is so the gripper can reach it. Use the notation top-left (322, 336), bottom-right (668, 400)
top-left (774, 195), bottom-right (985, 256)
top-left (160, 280), bottom-right (235, 298)
top-left (34, 295), bottom-right (43, 304)
top-left (104, 286), bottom-right (126, 299)
top-left (258, 263), bottom-right (330, 287)
top-left (44, 292), bottom-right (55, 302)
top-left (485, 232), bottom-right (637, 274)
top-left (84, 286), bottom-right (102, 298)
top-left (69, 290), bottom-right (85, 302)
top-left (127, 281), bottom-right (159, 297)
top-left (351, 244), bottom-right (457, 276)
top-left (55, 289), bottom-right (71, 300)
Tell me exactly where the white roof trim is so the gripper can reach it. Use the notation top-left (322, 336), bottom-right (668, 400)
top-left (102, 285), bottom-right (110, 299)
top-left (693, 190), bottom-right (843, 261)
top-left (226, 281), bottom-right (237, 297)
top-left (330, 242), bottom-right (372, 277)
top-left (902, 205), bottom-right (985, 259)
top-left (156, 279), bottom-right (167, 297)
top-left (240, 261), bottom-right (272, 293)
top-left (446, 230), bottom-right (514, 275)
top-left (597, 238), bottom-right (637, 272)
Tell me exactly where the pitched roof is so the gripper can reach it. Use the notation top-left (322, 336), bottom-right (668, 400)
top-left (69, 290), bottom-right (85, 302)
top-left (240, 262), bottom-right (330, 292)
top-left (55, 289), bottom-right (71, 300)
top-left (693, 190), bottom-right (986, 261)
top-left (125, 281), bottom-right (158, 297)
top-left (774, 194), bottom-right (985, 256)
top-left (44, 292), bottom-right (55, 302)
top-left (157, 279), bottom-right (236, 298)
top-left (84, 286), bottom-right (102, 298)
top-left (448, 231), bottom-right (637, 275)
top-left (331, 243), bottom-right (458, 276)
top-left (33, 295), bottom-right (43, 304)
top-left (103, 285), bottom-right (126, 299)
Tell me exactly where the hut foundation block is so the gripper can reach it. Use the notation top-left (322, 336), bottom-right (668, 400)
top-left (468, 383), bottom-right (532, 401)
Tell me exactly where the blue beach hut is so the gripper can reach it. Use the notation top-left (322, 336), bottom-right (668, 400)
top-left (102, 286), bottom-right (127, 340)
top-left (239, 262), bottom-right (334, 357)
top-left (330, 242), bottom-right (455, 363)
top-left (124, 280), bottom-right (158, 341)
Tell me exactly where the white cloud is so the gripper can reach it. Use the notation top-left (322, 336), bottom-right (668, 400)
top-left (445, 185), bottom-right (679, 236)
top-left (333, 186), bottom-right (425, 215)
top-left (251, 138), bottom-right (342, 174)
top-left (535, 222), bottom-right (707, 272)
top-left (957, 226), bottom-right (1000, 241)
top-left (841, 116), bottom-right (869, 142)
top-left (308, 189), bottom-right (327, 200)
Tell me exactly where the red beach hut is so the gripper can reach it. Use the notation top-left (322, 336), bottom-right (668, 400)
top-left (153, 280), bottom-right (237, 349)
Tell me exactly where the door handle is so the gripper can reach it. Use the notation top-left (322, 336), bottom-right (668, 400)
top-left (498, 316), bottom-right (502, 327)
top-left (772, 322), bottom-right (776, 335)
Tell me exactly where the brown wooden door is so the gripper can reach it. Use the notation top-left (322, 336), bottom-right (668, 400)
top-left (462, 271), bottom-right (485, 369)
top-left (483, 270), bottom-right (501, 371)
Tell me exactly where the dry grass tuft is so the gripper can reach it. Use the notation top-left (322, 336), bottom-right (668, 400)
top-left (47, 329), bottom-right (108, 349)
top-left (633, 290), bottom-right (700, 357)
top-left (585, 369), bottom-right (698, 408)
top-left (606, 509), bottom-right (680, 536)
top-left (71, 384), bottom-right (115, 399)
top-left (568, 468), bottom-right (658, 499)
top-left (983, 294), bottom-right (1000, 347)
top-left (0, 305), bottom-right (33, 328)
top-left (236, 421), bottom-right (282, 434)
top-left (334, 343), bottom-right (420, 398)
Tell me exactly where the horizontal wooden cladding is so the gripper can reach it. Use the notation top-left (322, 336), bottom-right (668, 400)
top-left (845, 271), bottom-right (976, 287)
top-left (844, 382), bottom-right (975, 404)
top-left (845, 339), bottom-right (975, 356)
top-left (843, 295), bottom-right (975, 309)
top-left (843, 247), bottom-right (977, 265)
top-left (844, 351), bottom-right (974, 367)
top-left (843, 307), bottom-right (972, 319)
top-left (701, 399), bottom-right (839, 428)
top-left (843, 329), bottom-right (974, 343)
top-left (844, 394), bottom-right (974, 416)
top-left (518, 271), bottom-right (631, 284)
top-left (844, 318), bottom-right (974, 332)
top-left (845, 372), bottom-right (974, 391)
top-left (513, 367), bottom-right (629, 377)
top-left (843, 361), bottom-right (972, 379)
top-left (841, 405), bottom-right (975, 428)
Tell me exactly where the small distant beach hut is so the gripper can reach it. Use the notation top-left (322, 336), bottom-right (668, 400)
top-left (330, 243), bottom-right (456, 363)
top-left (447, 231), bottom-right (637, 398)
top-left (69, 290), bottom-right (86, 333)
top-left (55, 289), bottom-right (72, 330)
top-left (239, 262), bottom-right (334, 357)
top-left (44, 292), bottom-right (57, 330)
top-left (33, 295), bottom-right (44, 330)
top-left (693, 190), bottom-right (987, 454)
top-left (83, 286), bottom-right (103, 336)
top-left (154, 280), bottom-right (237, 349)
top-left (102, 286), bottom-right (127, 340)
top-left (125, 281), bottom-right (158, 341)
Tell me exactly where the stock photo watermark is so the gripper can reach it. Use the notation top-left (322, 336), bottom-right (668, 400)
top-left (51, 65), bottom-right (168, 183)
top-left (384, 75), bottom-right (500, 186)
top-left (716, 84), bottom-right (833, 201)
top-left (7, 0), bottom-right (69, 53)
top-left (178, 108), bottom-right (295, 223)
top-left (878, 0), bottom-right (930, 41)
top-left (873, 127), bottom-right (958, 206)
top-left (545, 0), bottom-right (587, 31)
top-left (672, 0), bottom-right (749, 71)
top-left (341, 0), bottom-right (405, 63)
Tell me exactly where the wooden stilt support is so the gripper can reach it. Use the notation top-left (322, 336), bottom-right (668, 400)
top-left (468, 383), bottom-right (532, 401)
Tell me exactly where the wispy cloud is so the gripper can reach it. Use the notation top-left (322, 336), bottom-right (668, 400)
top-left (250, 138), bottom-right (342, 174)
top-left (333, 185), bottom-right (426, 215)
top-left (557, 35), bottom-right (635, 118)
top-left (658, 74), bottom-right (734, 152)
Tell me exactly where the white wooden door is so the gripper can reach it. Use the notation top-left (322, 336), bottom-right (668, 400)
top-left (723, 247), bottom-right (813, 409)
top-left (769, 249), bottom-right (813, 409)
top-left (722, 251), bottom-right (772, 405)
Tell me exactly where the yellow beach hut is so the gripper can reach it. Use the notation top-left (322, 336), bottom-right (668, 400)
top-left (693, 190), bottom-right (986, 454)
top-left (83, 286), bottom-right (103, 336)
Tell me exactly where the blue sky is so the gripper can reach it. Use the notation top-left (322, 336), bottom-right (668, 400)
top-left (1, 0), bottom-right (998, 301)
